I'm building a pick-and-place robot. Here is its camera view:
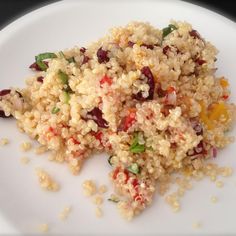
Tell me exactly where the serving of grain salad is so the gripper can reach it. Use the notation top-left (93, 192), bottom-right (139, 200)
top-left (0, 21), bottom-right (235, 219)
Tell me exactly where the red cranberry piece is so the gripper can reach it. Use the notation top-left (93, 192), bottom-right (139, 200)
top-left (37, 76), bottom-right (44, 83)
top-left (189, 30), bottom-right (201, 39)
top-left (0, 89), bottom-right (11, 96)
top-left (82, 56), bottom-right (90, 65)
top-left (128, 41), bottom-right (135, 47)
top-left (190, 119), bottom-right (203, 135)
top-left (29, 61), bottom-right (48, 71)
top-left (141, 44), bottom-right (154, 50)
top-left (156, 85), bottom-right (166, 98)
top-left (163, 45), bottom-right (171, 55)
top-left (97, 47), bottom-right (110, 64)
top-left (80, 47), bottom-right (86, 53)
top-left (195, 58), bottom-right (206, 65)
top-left (86, 107), bottom-right (109, 128)
top-left (0, 110), bottom-right (12, 118)
top-left (187, 141), bottom-right (207, 156)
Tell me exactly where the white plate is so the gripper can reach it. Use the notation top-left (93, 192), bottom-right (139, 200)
top-left (0, 0), bottom-right (236, 235)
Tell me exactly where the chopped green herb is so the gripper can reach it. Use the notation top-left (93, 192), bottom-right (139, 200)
top-left (129, 133), bottom-right (145, 153)
top-left (108, 156), bottom-right (114, 166)
top-left (127, 163), bottom-right (140, 174)
top-left (130, 144), bottom-right (145, 153)
top-left (146, 146), bottom-right (154, 151)
top-left (162, 24), bottom-right (177, 39)
top-left (58, 51), bottom-right (75, 63)
top-left (67, 57), bottom-right (75, 63)
top-left (59, 51), bottom-right (65, 58)
top-left (58, 70), bottom-right (69, 84)
top-left (108, 198), bottom-right (119, 203)
top-left (35, 52), bottom-right (57, 62)
top-left (63, 91), bottom-right (70, 104)
top-left (36, 60), bottom-right (48, 71)
top-left (51, 107), bottom-right (60, 114)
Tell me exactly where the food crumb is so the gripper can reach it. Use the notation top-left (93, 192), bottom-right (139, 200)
top-left (0, 138), bottom-right (9, 146)
top-left (82, 180), bottom-right (97, 196)
top-left (20, 157), bottom-right (30, 165)
top-left (38, 223), bottom-right (49, 233)
top-left (98, 185), bottom-right (107, 194)
top-left (20, 141), bottom-right (32, 152)
top-left (92, 195), bottom-right (103, 205)
top-left (216, 180), bottom-right (224, 188)
top-left (34, 145), bottom-right (48, 154)
top-left (210, 196), bottom-right (218, 203)
top-left (108, 194), bottom-right (120, 203)
top-left (59, 206), bottom-right (72, 221)
top-left (192, 222), bottom-right (201, 229)
top-left (36, 168), bottom-right (60, 191)
top-left (95, 207), bottom-right (103, 218)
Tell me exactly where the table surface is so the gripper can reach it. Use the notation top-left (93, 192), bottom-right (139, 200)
top-left (0, 0), bottom-right (235, 30)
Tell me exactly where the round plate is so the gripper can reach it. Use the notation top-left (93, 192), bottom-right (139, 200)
top-left (0, 0), bottom-right (236, 235)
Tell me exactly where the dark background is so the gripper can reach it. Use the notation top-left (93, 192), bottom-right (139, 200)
top-left (0, 0), bottom-right (235, 29)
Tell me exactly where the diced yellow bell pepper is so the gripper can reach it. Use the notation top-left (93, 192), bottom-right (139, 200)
top-left (219, 78), bottom-right (229, 88)
top-left (209, 102), bottom-right (229, 121)
top-left (199, 101), bottom-right (214, 130)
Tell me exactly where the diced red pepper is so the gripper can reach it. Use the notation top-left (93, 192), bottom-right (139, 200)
top-left (71, 137), bottom-right (80, 145)
top-left (100, 75), bottom-right (112, 87)
top-left (123, 169), bottom-right (130, 184)
top-left (222, 95), bottom-right (229, 100)
top-left (118, 108), bottom-right (136, 132)
top-left (91, 131), bottom-right (104, 146)
top-left (113, 167), bottom-right (120, 180)
top-left (167, 86), bottom-right (176, 93)
top-left (133, 193), bottom-right (144, 204)
top-left (48, 127), bottom-right (58, 135)
top-left (132, 178), bottom-right (139, 188)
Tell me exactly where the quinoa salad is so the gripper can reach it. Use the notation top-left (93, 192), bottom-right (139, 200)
top-left (0, 21), bottom-right (235, 219)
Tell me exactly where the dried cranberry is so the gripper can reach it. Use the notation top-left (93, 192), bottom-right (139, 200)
top-left (195, 58), bottom-right (206, 65)
top-left (141, 44), bottom-right (154, 50)
top-left (161, 105), bottom-right (175, 117)
top-left (163, 45), bottom-right (171, 55)
top-left (0, 110), bottom-right (12, 118)
top-left (117, 110), bottom-right (136, 132)
top-left (128, 41), bottom-right (135, 47)
top-left (80, 47), bottom-right (86, 53)
top-left (97, 47), bottom-right (110, 64)
top-left (29, 61), bottom-right (48, 71)
top-left (187, 141), bottom-right (207, 156)
top-left (37, 76), bottom-right (44, 83)
top-left (0, 89), bottom-right (11, 96)
top-left (156, 85), bottom-right (166, 98)
top-left (189, 30), bottom-right (201, 39)
top-left (134, 67), bottom-right (155, 101)
top-left (190, 119), bottom-right (203, 135)
top-left (86, 107), bottom-right (109, 128)
top-left (82, 56), bottom-right (90, 65)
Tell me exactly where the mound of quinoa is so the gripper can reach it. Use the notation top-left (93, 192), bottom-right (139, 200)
top-left (0, 21), bottom-right (235, 219)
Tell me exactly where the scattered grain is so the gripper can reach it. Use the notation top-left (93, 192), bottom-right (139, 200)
top-left (0, 138), bottom-right (9, 146)
top-left (20, 141), bottom-right (32, 151)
